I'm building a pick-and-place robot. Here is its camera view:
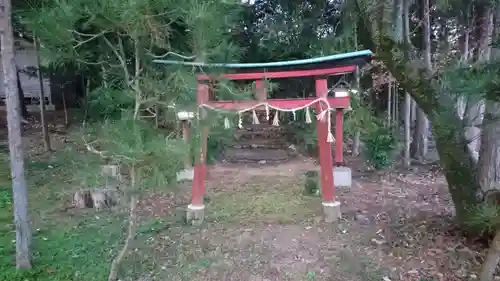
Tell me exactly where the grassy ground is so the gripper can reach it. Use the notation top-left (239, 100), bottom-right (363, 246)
top-left (127, 163), bottom-right (394, 281)
top-left (0, 155), bottom-right (129, 281)
top-left (0, 151), bottom-right (388, 281)
top-left (1, 123), bottom-right (482, 281)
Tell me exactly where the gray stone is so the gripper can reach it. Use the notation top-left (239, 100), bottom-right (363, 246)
top-left (355, 214), bottom-right (371, 225)
top-left (322, 201), bottom-right (341, 223)
top-left (176, 168), bottom-right (194, 181)
top-left (186, 204), bottom-right (205, 225)
top-left (334, 166), bottom-right (351, 188)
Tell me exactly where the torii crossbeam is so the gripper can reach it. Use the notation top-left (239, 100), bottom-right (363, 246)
top-left (154, 49), bottom-right (373, 224)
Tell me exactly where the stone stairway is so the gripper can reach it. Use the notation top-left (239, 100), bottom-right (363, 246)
top-left (222, 113), bottom-right (298, 164)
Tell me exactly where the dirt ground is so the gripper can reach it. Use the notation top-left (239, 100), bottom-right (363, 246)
top-left (137, 158), bottom-right (491, 281)
top-left (1, 111), bottom-right (494, 281)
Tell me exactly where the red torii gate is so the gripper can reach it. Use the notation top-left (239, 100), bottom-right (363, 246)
top-left (155, 50), bottom-right (373, 224)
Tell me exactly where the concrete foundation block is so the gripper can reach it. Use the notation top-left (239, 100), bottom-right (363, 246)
top-left (186, 204), bottom-right (205, 225)
top-left (322, 201), bottom-right (341, 223)
top-left (177, 168), bottom-right (194, 181)
top-left (101, 165), bottom-right (123, 182)
top-left (334, 166), bottom-right (351, 188)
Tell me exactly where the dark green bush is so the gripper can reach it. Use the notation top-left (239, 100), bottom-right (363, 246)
top-left (362, 124), bottom-right (398, 169)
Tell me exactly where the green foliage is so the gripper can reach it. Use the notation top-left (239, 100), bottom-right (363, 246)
top-left (206, 120), bottom-right (236, 164)
top-left (85, 87), bottom-right (135, 120)
top-left (21, 0), bottom-right (246, 115)
top-left (19, 0), bottom-right (250, 185)
top-left (0, 156), bottom-right (129, 281)
top-left (362, 123), bottom-right (398, 169)
top-left (346, 94), bottom-right (398, 169)
top-left (286, 110), bottom-right (318, 156)
top-left (440, 62), bottom-right (500, 101)
top-left (303, 170), bottom-right (320, 197)
top-left (289, 94), bottom-right (383, 159)
top-left (0, 217), bottom-right (124, 281)
top-left (344, 94), bottom-right (378, 137)
top-left (0, 189), bottom-right (11, 209)
top-left (187, 113), bottom-right (236, 165)
top-left (78, 116), bottom-right (187, 189)
top-left (464, 203), bottom-right (500, 235)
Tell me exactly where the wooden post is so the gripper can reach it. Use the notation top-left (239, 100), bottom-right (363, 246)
top-left (181, 120), bottom-right (191, 169)
top-left (315, 78), bottom-right (340, 222)
top-left (335, 109), bottom-right (344, 165)
top-left (176, 111), bottom-right (195, 181)
top-left (192, 82), bottom-right (209, 205)
top-left (314, 78), bottom-right (334, 202)
top-left (255, 79), bottom-right (267, 101)
top-left (200, 126), bottom-right (208, 197)
top-left (187, 82), bottom-right (209, 225)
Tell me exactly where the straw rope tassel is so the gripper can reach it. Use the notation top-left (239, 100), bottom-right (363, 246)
top-left (224, 117), bottom-right (231, 129)
top-left (327, 112), bottom-right (335, 143)
top-left (238, 113), bottom-right (243, 129)
top-left (305, 107), bottom-right (312, 124)
top-left (265, 104), bottom-right (270, 120)
top-left (272, 110), bottom-right (280, 126)
top-left (252, 110), bottom-right (260, 125)
top-left (316, 109), bottom-right (327, 122)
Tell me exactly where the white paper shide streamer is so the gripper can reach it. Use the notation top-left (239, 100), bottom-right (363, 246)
top-left (198, 97), bottom-right (336, 143)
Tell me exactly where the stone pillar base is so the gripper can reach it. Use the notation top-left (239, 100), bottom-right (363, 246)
top-left (177, 168), bottom-right (194, 181)
top-left (186, 204), bottom-right (205, 225)
top-left (334, 166), bottom-right (351, 188)
top-left (322, 201), bottom-right (341, 223)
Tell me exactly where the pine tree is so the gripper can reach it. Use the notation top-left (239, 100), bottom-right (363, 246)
top-left (20, 0), bottom-right (245, 279)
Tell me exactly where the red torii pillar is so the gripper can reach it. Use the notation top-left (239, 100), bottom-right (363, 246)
top-left (186, 66), bottom-right (354, 225)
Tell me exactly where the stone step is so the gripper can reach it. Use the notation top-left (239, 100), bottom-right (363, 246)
top-left (237, 123), bottom-right (287, 131)
top-left (232, 140), bottom-right (291, 149)
top-left (235, 133), bottom-right (289, 142)
top-left (235, 126), bottom-right (288, 136)
top-left (223, 147), bottom-right (297, 163)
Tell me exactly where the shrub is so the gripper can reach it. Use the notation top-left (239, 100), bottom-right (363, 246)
top-left (362, 124), bottom-right (398, 169)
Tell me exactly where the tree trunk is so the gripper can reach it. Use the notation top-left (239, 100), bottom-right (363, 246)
top-left (456, 28), bottom-right (469, 121)
top-left (352, 131), bottom-right (361, 156)
top-left (479, 229), bottom-right (500, 281)
top-left (461, 27), bottom-right (470, 62)
top-left (410, 99), bottom-right (416, 126)
top-left (414, 0), bottom-right (431, 160)
top-left (433, 118), bottom-right (482, 228)
top-left (387, 78), bottom-right (392, 124)
top-left (465, 100), bottom-right (484, 163)
top-left (403, 92), bottom-right (411, 167)
top-left (34, 35), bottom-right (51, 151)
top-left (478, 103), bottom-right (500, 191)
top-left (478, 4), bottom-right (500, 192)
top-left (392, 81), bottom-right (398, 125)
top-left (476, 3), bottom-right (500, 191)
top-left (493, 10), bottom-right (500, 60)
top-left (402, 0), bottom-right (411, 167)
top-left (108, 194), bottom-right (138, 281)
top-left (352, 20), bottom-right (361, 157)
top-left (0, 0), bottom-right (32, 269)
top-left (354, 0), bottom-right (483, 232)
top-left (476, 5), bottom-right (493, 62)
top-left (16, 68), bottom-right (28, 120)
